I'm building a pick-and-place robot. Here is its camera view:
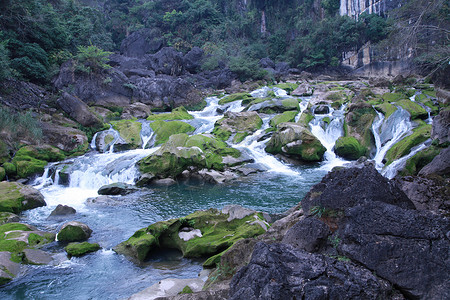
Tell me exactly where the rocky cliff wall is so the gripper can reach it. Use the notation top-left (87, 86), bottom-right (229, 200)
top-left (340, 0), bottom-right (406, 19)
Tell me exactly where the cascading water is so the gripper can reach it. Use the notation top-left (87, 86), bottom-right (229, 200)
top-left (295, 96), bottom-right (312, 122)
top-left (139, 120), bottom-right (154, 149)
top-left (371, 107), bottom-right (413, 170)
top-left (309, 105), bottom-right (347, 170)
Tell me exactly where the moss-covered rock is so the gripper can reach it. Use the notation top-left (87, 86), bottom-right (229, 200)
top-left (65, 242), bottom-right (101, 257)
top-left (296, 112), bottom-right (314, 127)
top-left (0, 140), bottom-right (10, 165)
top-left (385, 124), bottom-right (432, 165)
top-left (137, 134), bottom-right (240, 179)
top-left (111, 119), bottom-right (142, 149)
top-left (57, 221), bottom-right (92, 242)
top-left (0, 182), bottom-right (46, 213)
top-left (269, 111), bottom-right (298, 127)
top-left (147, 106), bottom-right (194, 121)
top-left (334, 137), bottom-right (366, 160)
top-left (218, 93), bottom-right (253, 105)
top-left (2, 163), bottom-right (16, 177)
top-left (150, 120), bottom-right (195, 145)
top-left (382, 92), bottom-right (405, 102)
top-left (0, 212), bottom-right (19, 225)
top-left (344, 102), bottom-right (377, 155)
top-left (272, 83), bottom-right (299, 94)
top-left (212, 111), bottom-right (262, 143)
top-left (265, 123), bottom-right (326, 162)
top-left (396, 99), bottom-right (428, 119)
top-left (375, 103), bottom-right (397, 119)
top-left (114, 207), bottom-right (268, 266)
top-left (0, 167), bottom-right (5, 182)
top-left (399, 145), bottom-right (441, 176)
top-left (246, 98), bottom-right (299, 114)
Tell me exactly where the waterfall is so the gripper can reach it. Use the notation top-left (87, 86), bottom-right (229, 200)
top-left (372, 107), bottom-right (413, 170)
top-left (139, 120), bottom-right (154, 149)
top-left (295, 97), bottom-right (312, 122)
top-left (309, 105), bottom-right (347, 170)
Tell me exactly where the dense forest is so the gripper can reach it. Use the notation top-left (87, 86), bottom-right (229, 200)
top-left (0, 0), bottom-right (448, 84)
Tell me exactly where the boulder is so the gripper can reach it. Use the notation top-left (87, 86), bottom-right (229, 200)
top-left (336, 201), bottom-right (450, 299)
top-left (313, 104), bottom-right (330, 115)
top-left (344, 102), bottom-right (377, 156)
top-left (114, 207), bottom-right (268, 266)
top-left (269, 111), bottom-right (298, 127)
top-left (98, 183), bottom-right (139, 195)
top-left (85, 195), bottom-right (123, 207)
top-left (57, 221), bottom-right (92, 242)
top-left (121, 102), bottom-right (152, 119)
top-left (56, 92), bottom-right (102, 127)
top-left (418, 146), bottom-right (450, 176)
top-left (229, 242), bottom-right (398, 300)
top-left (120, 28), bottom-right (163, 57)
top-left (212, 111), bottom-right (263, 143)
top-left (0, 182), bottom-right (46, 213)
top-left (65, 242), bottom-right (101, 257)
top-left (0, 212), bottom-right (20, 225)
top-left (111, 119), bottom-right (143, 149)
top-left (259, 57), bottom-right (275, 69)
top-left (281, 217), bottom-right (331, 253)
top-left (394, 175), bottom-right (450, 213)
top-left (265, 122), bottom-right (326, 162)
top-left (292, 83), bottom-right (313, 96)
top-left (144, 47), bottom-right (185, 76)
top-left (48, 204), bottom-right (76, 217)
top-left (301, 165), bottom-right (414, 213)
top-left (23, 249), bottom-right (53, 265)
top-left (183, 47), bottom-right (204, 73)
top-left (150, 120), bottom-right (195, 145)
top-left (0, 251), bottom-right (21, 285)
top-left (334, 136), bottom-right (366, 160)
top-left (40, 122), bottom-right (88, 153)
top-left (246, 98), bottom-right (299, 114)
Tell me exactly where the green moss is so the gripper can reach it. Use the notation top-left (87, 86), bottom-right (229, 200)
top-left (345, 104), bottom-right (376, 152)
top-left (281, 98), bottom-right (300, 110)
top-left (334, 137), bottom-right (366, 160)
top-left (399, 146), bottom-right (441, 176)
top-left (385, 124), bottom-right (432, 165)
top-left (0, 167), bottom-right (5, 181)
top-left (57, 225), bottom-right (88, 242)
top-left (0, 223), bottom-right (32, 235)
top-left (185, 100), bottom-right (208, 112)
top-left (423, 89), bottom-right (436, 98)
top-left (0, 182), bottom-right (44, 213)
top-left (147, 106), bottom-right (194, 121)
top-left (245, 97), bottom-right (273, 107)
top-left (375, 103), bottom-right (397, 119)
top-left (218, 93), bottom-right (253, 105)
top-left (271, 83), bottom-right (299, 94)
top-left (212, 126), bottom-right (232, 141)
top-left (65, 242), bottom-right (101, 257)
top-left (396, 99), bottom-right (428, 119)
top-left (179, 286), bottom-right (193, 294)
top-left (28, 232), bottom-right (55, 247)
top-left (416, 94), bottom-right (439, 115)
top-left (270, 111), bottom-right (298, 127)
top-left (150, 121), bottom-right (195, 145)
top-left (232, 132), bottom-right (249, 144)
top-left (2, 162), bottom-right (16, 176)
top-left (296, 112), bottom-right (314, 127)
top-left (382, 92), bottom-right (405, 102)
top-left (111, 119), bottom-right (142, 148)
top-left (14, 159), bottom-right (47, 179)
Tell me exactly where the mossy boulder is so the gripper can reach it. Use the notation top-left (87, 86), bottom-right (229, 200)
top-left (114, 206), bottom-right (268, 266)
top-left (272, 83), bottom-right (299, 94)
top-left (0, 140), bottom-right (10, 165)
top-left (65, 242), bottom-right (101, 257)
top-left (0, 167), bottom-right (5, 182)
top-left (246, 98), bottom-right (299, 114)
top-left (137, 134), bottom-right (240, 180)
top-left (218, 93), bottom-right (253, 105)
top-left (111, 119), bottom-right (142, 149)
top-left (0, 182), bottom-right (46, 213)
top-left (396, 99), bottom-right (428, 120)
top-left (385, 124), bottom-right (432, 166)
top-left (265, 123), bottom-right (326, 162)
top-left (270, 111), bottom-right (298, 128)
top-left (11, 145), bottom-right (66, 179)
top-left (334, 137), bottom-right (366, 160)
top-left (57, 221), bottom-right (92, 242)
top-left (150, 120), bottom-right (195, 145)
top-left (212, 111), bottom-right (263, 143)
top-left (147, 106), bottom-right (194, 121)
top-left (344, 102), bottom-right (377, 155)
top-left (382, 92), bottom-right (405, 102)
top-left (0, 212), bottom-right (19, 225)
top-left (2, 163), bottom-right (16, 177)
top-left (375, 103), bottom-right (397, 119)
top-left (399, 145), bottom-right (441, 176)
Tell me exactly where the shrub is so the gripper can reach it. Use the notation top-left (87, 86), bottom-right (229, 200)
top-left (75, 45), bottom-right (112, 73)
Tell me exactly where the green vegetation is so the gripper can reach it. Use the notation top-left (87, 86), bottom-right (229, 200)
top-left (179, 286), bottom-right (193, 294)
top-left (150, 120), bottom-right (195, 145)
top-left (219, 93), bottom-right (253, 105)
top-left (65, 242), bottom-right (101, 257)
top-left (147, 106), bottom-right (194, 121)
top-left (269, 111), bottom-right (298, 127)
top-left (399, 146), bottom-right (441, 176)
top-left (334, 136), bottom-right (366, 160)
top-left (0, 108), bottom-right (43, 146)
top-left (111, 120), bottom-right (142, 149)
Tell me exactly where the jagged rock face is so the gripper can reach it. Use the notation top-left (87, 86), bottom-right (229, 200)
top-left (301, 165), bottom-right (414, 213)
top-left (340, 0), bottom-right (407, 19)
top-left (56, 92), bottom-right (102, 127)
top-left (120, 28), bottom-right (163, 57)
top-left (229, 242), bottom-right (398, 300)
top-left (431, 108), bottom-right (450, 145)
top-left (418, 147), bottom-right (450, 177)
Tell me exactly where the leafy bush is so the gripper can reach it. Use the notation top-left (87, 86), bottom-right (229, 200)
top-left (0, 107), bottom-right (42, 144)
top-left (229, 56), bottom-right (267, 82)
top-left (75, 45), bottom-right (112, 73)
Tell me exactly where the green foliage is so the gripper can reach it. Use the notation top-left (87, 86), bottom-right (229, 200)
top-left (75, 45), bottom-right (112, 73)
top-left (179, 286), bottom-right (193, 294)
top-left (0, 40), bottom-right (12, 80)
top-left (0, 107), bottom-right (42, 145)
top-left (229, 56), bottom-right (267, 82)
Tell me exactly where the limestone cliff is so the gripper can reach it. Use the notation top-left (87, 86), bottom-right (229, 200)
top-left (340, 0), bottom-right (406, 19)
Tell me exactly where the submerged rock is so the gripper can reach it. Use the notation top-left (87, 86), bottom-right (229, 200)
top-left (98, 183), bottom-right (139, 196)
top-left (0, 182), bottom-right (46, 213)
top-left (65, 242), bottom-right (101, 257)
top-left (23, 249), bottom-right (54, 265)
top-left (57, 221), bottom-right (92, 242)
top-left (0, 251), bottom-right (21, 285)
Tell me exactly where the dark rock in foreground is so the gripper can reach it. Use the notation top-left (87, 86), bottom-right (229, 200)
top-left (98, 182), bottom-right (139, 196)
top-left (229, 242), bottom-right (399, 300)
top-left (48, 204), bottom-right (76, 217)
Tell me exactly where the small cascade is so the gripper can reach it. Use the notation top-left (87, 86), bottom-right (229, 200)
top-left (273, 87), bottom-right (289, 98)
top-left (382, 139), bottom-right (431, 179)
top-left (309, 105), bottom-right (347, 170)
top-left (139, 121), bottom-right (154, 149)
top-left (295, 96), bottom-right (312, 122)
top-left (225, 100), bottom-right (245, 113)
top-left (410, 94), bottom-right (433, 124)
top-left (250, 86), bottom-right (271, 98)
top-left (90, 132), bottom-right (99, 150)
top-left (33, 166), bottom-right (53, 189)
top-left (372, 107), bottom-right (413, 169)
top-left (235, 117), bottom-right (299, 176)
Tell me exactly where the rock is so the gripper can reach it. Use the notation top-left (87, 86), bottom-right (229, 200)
top-left (152, 178), bottom-right (177, 186)
top-left (120, 28), bottom-right (163, 57)
top-left (344, 102), bottom-right (376, 156)
top-left (183, 47), bottom-right (204, 73)
top-left (281, 217), bottom-right (331, 252)
top-left (198, 169), bottom-right (237, 184)
top-left (313, 104), bottom-right (330, 114)
top-left (85, 195), bottom-right (122, 206)
top-left (246, 98), bottom-right (299, 114)
top-left (292, 83), bottom-right (313, 96)
top-left (40, 122), bottom-right (88, 153)
top-left (0, 182), bottom-right (46, 213)
top-left (336, 201), bottom-right (450, 299)
top-left (212, 111), bottom-right (263, 143)
top-left (301, 165), bottom-right (414, 213)
top-left (150, 120), bottom-right (195, 145)
top-left (334, 136), bottom-right (366, 160)
top-left (48, 204), bottom-right (76, 217)
top-left (98, 183), bottom-right (139, 196)
top-left (65, 242), bottom-right (101, 257)
top-left (114, 207), bottom-right (267, 266)
top-left (145, 47), bottom-right (185, 76)
top-left (394, 175), bottom-right (450, 213)
top-left (265, 122), bottom-right (326, 162)
top-left (396, 99), bottom-right (429, 119)
top-left (111, 119), bottom-right (143, 149)
top-left (0, 251), bottom-right (21, 285)
top-left (121, 102), bottom-right (152, 119)
top-left (56, 92), bottom-right (102, 127)
top-left (23, 249), bottom-right (53, 265)
top-left (222, 205), bottom-right (255, 222)
top-left (229, 242), bottom-right (398, 300)
top-left (269, 111), bottom-right (298, 127)
top-left (147, 106), bottom-right (194, 121)
top-left (57, 221), bottom-right (92, 242)
top-left (418, 147), bottom-right (450, 176)
top-left (259, 57), bottom-right (275, 69)
top-left (0, 212), bottom-right (20, 225)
